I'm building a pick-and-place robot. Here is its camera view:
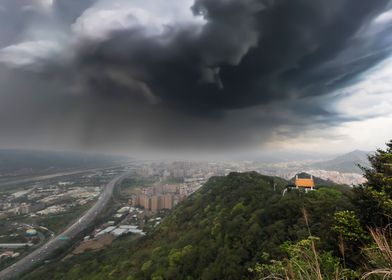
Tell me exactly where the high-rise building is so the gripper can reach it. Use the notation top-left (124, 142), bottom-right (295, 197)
top-left (151, 196), bottom-right (161, 212)
top-left (140, 195), bottom-right (151, 210)
top-left (162, 195), bottom-right (174, 210)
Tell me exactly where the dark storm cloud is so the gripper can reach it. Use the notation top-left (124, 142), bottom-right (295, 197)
top-left (74, 0), bottom-right (391, 112)
top-left (0, 0), bottom-right (392, 152)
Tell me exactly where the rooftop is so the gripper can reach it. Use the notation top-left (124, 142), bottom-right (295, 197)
top-left (295, 177), bottom-right (315, 188)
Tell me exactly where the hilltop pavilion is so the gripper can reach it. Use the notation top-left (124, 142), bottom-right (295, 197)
top-left (295, 174), bottom-right (315, 190)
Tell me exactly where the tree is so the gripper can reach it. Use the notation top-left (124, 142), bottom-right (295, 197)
top-left (354, 140), bottom-right (392, 228)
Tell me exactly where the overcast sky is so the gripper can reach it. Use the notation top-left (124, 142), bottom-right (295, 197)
top-left (0, 0), bottom-right (391, 157)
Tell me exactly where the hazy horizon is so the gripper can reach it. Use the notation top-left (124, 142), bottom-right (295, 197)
top-left (0, 146), bottom-right (374, 164)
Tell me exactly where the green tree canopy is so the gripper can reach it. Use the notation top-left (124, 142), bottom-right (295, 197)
top-left (354, 140), bottom-right (392, 228)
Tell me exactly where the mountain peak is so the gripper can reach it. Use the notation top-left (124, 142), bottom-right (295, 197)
top-left (310, 150), bottom-right (371, 174)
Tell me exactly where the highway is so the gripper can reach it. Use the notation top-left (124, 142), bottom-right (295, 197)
top-left (0, 173), bottom-right (128, 280)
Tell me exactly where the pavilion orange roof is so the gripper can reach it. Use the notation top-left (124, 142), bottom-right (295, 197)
top-left (295, 178), bottom-right (315, 188)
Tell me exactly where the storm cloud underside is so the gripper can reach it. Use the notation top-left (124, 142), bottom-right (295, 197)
top-left (0, 0), bottom-right (392, 153)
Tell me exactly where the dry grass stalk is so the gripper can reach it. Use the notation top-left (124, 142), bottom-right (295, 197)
top-left (302, 208), bottom-right (323, 280)
top-left (362, 228), bottom-right (392, 279)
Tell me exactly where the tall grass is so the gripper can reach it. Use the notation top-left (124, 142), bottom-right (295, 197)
top-left (252, 209), bottom-right (355, 280)
top-left (362, 228), bottom-right (392, 279)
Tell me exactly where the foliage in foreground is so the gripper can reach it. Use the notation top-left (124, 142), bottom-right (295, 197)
top-left (362, 228), bottom-right (392, 279)
top-left (251, 236), bottom-right (358, 280)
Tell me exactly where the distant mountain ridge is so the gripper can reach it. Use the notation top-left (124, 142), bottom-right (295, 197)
top-left (309, 150), bottom-right (371, 174)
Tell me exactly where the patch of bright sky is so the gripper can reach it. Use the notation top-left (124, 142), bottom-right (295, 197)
top-left (0, 40), bottom-right (62, 68)
top-left (39, 0), bottom-right (53, 11)
top-left (331, 56), bottom-right (392, 151)
top-left (334, 57), bottom-right (392, 118)
top-left (72, 0), bottom-right (206, 40)
top-left (374, 8), bottom-right (392, 24)
top-left (281, 56), bottom-right (392, 153)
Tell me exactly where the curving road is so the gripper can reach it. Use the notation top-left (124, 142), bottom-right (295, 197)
top-left (0, 173), bottom-right (128, 280)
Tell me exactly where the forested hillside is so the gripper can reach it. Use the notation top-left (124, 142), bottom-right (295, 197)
top-left (26, 172), bottom-right (353, 280)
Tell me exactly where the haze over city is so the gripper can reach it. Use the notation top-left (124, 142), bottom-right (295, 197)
top-left (0, 0), bottom-right (391, 157)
